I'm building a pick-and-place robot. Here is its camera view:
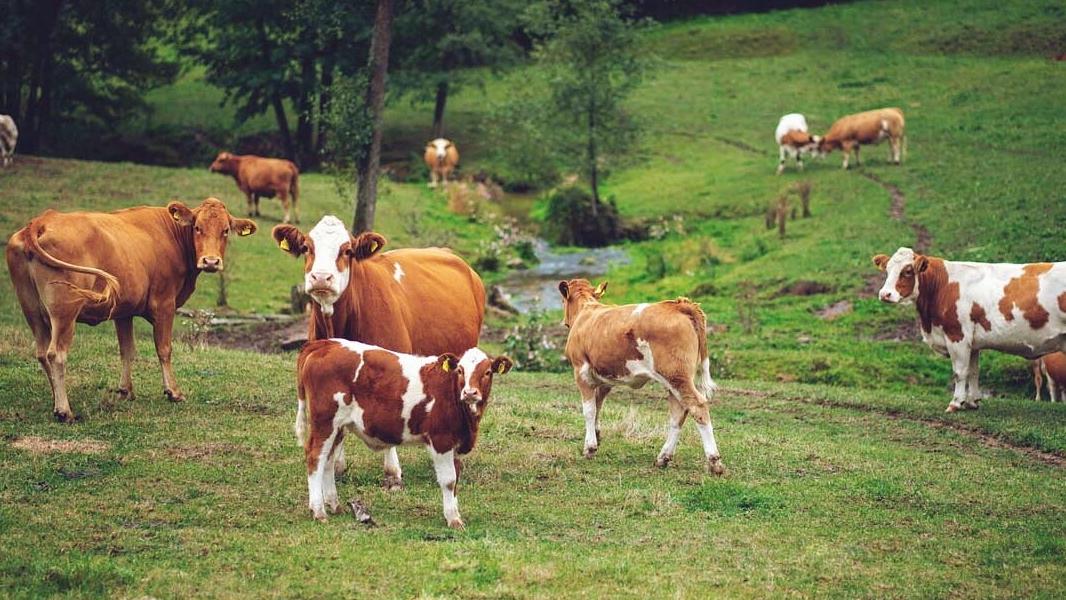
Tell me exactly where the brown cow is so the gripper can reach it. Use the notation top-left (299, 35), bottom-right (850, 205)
top-left (5, 198), bottom-right (257, 421)
top-left (558, 279), bottom-right (725, 474)
top-left (1031, 353), bottom-right (1066, 402)
top-left (296, 341), bottom-right (512, 527)
top-left (424, 138), bottom-right (459, 187)
top-left (272, 215), bottom-right (486, 478)
top-left (209, 152), bottom-right (300, 223)
top-left (817, 107), bottom-right (905, 169)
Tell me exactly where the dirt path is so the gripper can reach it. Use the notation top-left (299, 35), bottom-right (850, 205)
top-left (859, 171), bottom-right (931, 253)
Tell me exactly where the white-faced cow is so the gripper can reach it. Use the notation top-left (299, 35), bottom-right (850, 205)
top-left (1031, 352), bottom-right (1066, 402)
top-left (296, 340), bottom-right (512, 527)
top-left (558, 279), bottom-right (725, 474)
top-left (6, 198), bottom-right (257, 421)
top-left (818, 107), bottom-right (905, 169)
top-left (272, 215), bottom-right (486, 478)
top-left (874, 247), bottom-right (1066, 412)
top-left (0, 114), bottom-right (17, 167)
top-left (775, 113), bottom-right (820, 175)
top-left (209, 151), bottom-right (300, 223)
top-left (424, 138), bottom-right (459, 187)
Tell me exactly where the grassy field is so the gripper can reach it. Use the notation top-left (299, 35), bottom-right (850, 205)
top-left (2, 0), bottom-right (1066, 596)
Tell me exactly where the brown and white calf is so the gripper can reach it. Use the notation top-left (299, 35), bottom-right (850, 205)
top-left (558, 279), bottom-right (724, 474)
top-left (818, 107), bottom-right (904, 169)
top-left (423, 138), bottom-right (459, 187)
top-left (296, 340), bottom-right (512, 528)
top-left (775, 113), bottom-right (820, 175)
top-left (874, 247), bottom-right (1066, 412)
top-left (1030, 353), bottom-right (1066, 402)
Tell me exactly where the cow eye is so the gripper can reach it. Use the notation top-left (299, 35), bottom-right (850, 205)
top-left (194, 226), bottom-right (202, 235)
top-left (222, 228), bottom-right (230, 236)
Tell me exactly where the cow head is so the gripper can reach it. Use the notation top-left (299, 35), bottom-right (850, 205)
top-left (454, 347), bottom-right (513, 405)
top-left (803, 135), bottom-right (823, 157)
top-left (427, 138), bottom-right (452, 161)
top-left (558, 278), bottom-right (608, 327)
top-left (271, 216), bottom-right (386, 316)
top-left (873, 247), bottom-right (928, 304)
top-left (168, 198), bottom-right (257, 272)
top-left (815, 136), bottom-right (836, 156)
top-left (209, 151), bottom-right (237, 175)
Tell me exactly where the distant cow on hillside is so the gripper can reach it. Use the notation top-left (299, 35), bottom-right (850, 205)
top-left (0, 114), bottom-right (17, 167)
top-left (874, 247), bottom-right (1066, 412)
top-left (209, 152), bottom-right (300, 223)
top-left (775, 113), bottom-right (820, 175)
top-left (424, 138), bottom-right (459, 187)
top-left (818, 108), bottom-right (905, 169)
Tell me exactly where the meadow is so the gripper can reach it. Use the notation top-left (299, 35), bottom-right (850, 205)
top-left (1, 0), bottom-right (1065, 597)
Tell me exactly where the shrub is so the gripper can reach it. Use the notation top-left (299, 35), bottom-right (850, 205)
top-left (502, 304), bottom-right (568, 373)
top-left (539, 186), bottom-right (625, 247)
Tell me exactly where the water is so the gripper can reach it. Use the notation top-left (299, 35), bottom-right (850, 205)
top-left (498, 238), bottom-right (630, 312)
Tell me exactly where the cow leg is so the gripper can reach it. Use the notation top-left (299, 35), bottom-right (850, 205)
top-left (46, 308), bottom-right (79, 423)
top-left (323, 429), bottom-right (344, 513)
top-left (306, 424), bottom-right (338, 521)
top-left (245, 191), bottom-right (255, 217)
top-left (383, 447), bottom-right (404, 491)
top-left (576, 376), bottom-right (601, 458)
top-left (254, 195), bottom-right (261, 217)
top-left (672, 379), bottom-right (725, 475)
top-left (428, 170), bottom-right (438, 188)
top-left (853, 144), bottom-right (861, 167)
top-left (149, 306), bottom-right (185, 402)
top-left (962, 350), bottom-right (982, 409)
top-left (1032, 361), bottom-right (1044, 401)
top-left (1048, 377), bottom-right (1060, 403)
top-left (594, 386), bottom-right (609, 445)
top-left (333, 441), bottom-right (347, 475)
top-left (115, 317), bottom-right (136, 400)
top-left (777, 146), bottom-right (786, 175)
top-left (841, 142), bottom-right (853, 169)
top-left (655, 397), bottom-right (688, 468)
top-left (796, 149), bottom-right (804, 171)
top-left (278, 189), bottom-right (291, 224)
top-left (945, 346), bottom-right (971, 413)
top-left (429, 447), bottom-right (463, 529)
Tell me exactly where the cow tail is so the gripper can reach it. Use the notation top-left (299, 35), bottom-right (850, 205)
top-left (676, 297), bottom-right (716, 400)
top-left (22, 220), bottom-right (120, 318)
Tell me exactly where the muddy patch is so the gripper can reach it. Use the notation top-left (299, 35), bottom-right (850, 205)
top-left (775, 280), bottom-right (833, 298)
top-left (861, 171), bottom-right (931, 253)
top-left (10, 436), bottom-right (110, 455)
top-left (201, 317), bottom-right (306, 353)
top-left (816, 300), bottom-right (853, 320)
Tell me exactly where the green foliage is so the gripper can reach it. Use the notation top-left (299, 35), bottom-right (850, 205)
top-left (482, 82), bottom-right (566, 190)
top-left (502, 306), bottom-right (568, 372)
top-left (539, 186), bottom-right (625, 247)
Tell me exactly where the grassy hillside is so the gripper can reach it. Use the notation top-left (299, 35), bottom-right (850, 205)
top-left (2, 0), bottom-right (1066, 597)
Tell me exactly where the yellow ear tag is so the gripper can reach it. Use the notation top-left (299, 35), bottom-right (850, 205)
top-left (441, 359), bottom-right (451, 372)
top-left (279, 239), bottom-right (290, 251)
top-left (496, 363), bottom-right (507, 374)
top-left (241, 225), bottom-right (253, 236)
top-left (369, 241), bottom-right (379, 253)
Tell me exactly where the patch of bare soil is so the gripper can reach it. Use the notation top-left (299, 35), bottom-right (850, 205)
top-left (204, 317), bottom-right (307, 353)
top-left (860, 171), bottom-right (931, 253)
top-left (162, 442), bottom-right (264, 461)
top-left (10, 436), bottom-right (110, 455)
top-left (816, 300), bottom-right (853, 320)
top-left (774, 280), bottom-right (833, 298)
top-left (710, 135), bottom-right (765, 156)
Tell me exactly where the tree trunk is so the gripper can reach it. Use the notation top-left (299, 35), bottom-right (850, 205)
top-left (271, 92), bottom-right (296, 161)
top-left (22, 0), bottom-right (64, 153)
top-left (587, 100), bottom-right (599, 215)
top-left (353, 0), bottom-right (395, 234)
top-left (431, 80), bottom-right (449, 139)
top-left (316, 51), bottom-right (336, 156)
top-left (295, 53), bottom-right (315, 167)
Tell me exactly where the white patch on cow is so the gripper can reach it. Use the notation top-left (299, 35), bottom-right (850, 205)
top-left (398, 353), bottom-right (438, 441)
top-left (305, 216), bottom-right (352, 311)
top-left (430, 138), bottom-right (449, 160)
top-left (578, 362), bottom-right (595, 386)
top-left (424, 399), bottom-right (436, 413)
top-left (393, 262), bottom-right (405, 284)
top-left (295, 399), bottom-right (307, 445)
top-left (878, 247), bottom-right (917, 304)
top-left (775, 113), bottom-right (808, 144)
top-left (430, 448), bottom-right (462, 528)
top-left (632, 303), bottom-right (649, 316)
top-left (624, 338), bottom-right (676, 395)
top-left (458, 347), bottom-right (489, 399)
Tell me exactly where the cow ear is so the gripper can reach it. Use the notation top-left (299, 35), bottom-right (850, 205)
top-left (352, 232), bottom-right (387, 260)
top-left (872, 254), bottom-right (889, 271)
top-left (167, 201), bottom-right (195, 226)
top-left (272, 224), bottom-right (306, 257)
top-left (492, 356), bottom-right (514, 375)
top-left (593, 281), bottom-right (608, 298)
top-left (914, 255), bottom-right (929, 273)
top-left (438, 353), bottom-right (460, 373)
top-left (558, 281), bottom-right (569, 299)
top-left (232, 218), bottom-right (257, 237)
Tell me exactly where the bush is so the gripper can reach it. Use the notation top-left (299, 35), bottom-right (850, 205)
top-left (502, 304), bottom-right (568, 373)
top-left (539, 186), bottom-right (626, 247)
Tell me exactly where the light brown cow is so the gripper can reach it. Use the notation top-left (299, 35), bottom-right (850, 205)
top-left (273, 215), bottom-right (486, 477)
top-left (558, 279), bottom-right (725, 474)
top-left (1031, 353), bottom-right (1066, 402)
top-left (874, 247), bottom-right (1066, 412)
top-left (818, 107), bottom-right (905, 169)
top-left (0, 114), bottom-right (17, 167)
top-left (424, 138), bottom-right (459, 187)
top-left (5, 198), bottom-right (257, 421)
top-left (296, 341), bottom-right (512, 527)
top-left (209, 151), bottom-right (300, 223)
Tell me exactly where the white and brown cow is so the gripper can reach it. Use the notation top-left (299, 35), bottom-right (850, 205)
top-left (775, 113), bottom-right (820, 175)
top-left (818, 107), bottom-right (905, 169)
top-left (874, 247), bottom-right (1066, 412)
top-left (424, 138), bottom-right (459, 187)
top-left (0, 114), bottom-right (17, 167)
top-left (558, 279), bottom-right (724, 474)
top-left (296, 340), bottom-right (512, 528)
top-left (1030, 352), bottom-right (1066, 402)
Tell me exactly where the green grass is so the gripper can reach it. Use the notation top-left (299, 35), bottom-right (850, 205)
top-left (3, 0), bottom-right (1066, 596)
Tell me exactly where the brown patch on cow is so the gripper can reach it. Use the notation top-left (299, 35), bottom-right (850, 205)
top-left (895, 266), bottom-right (917, 298)
top-left (970, 302), bottom-right (992, 332)
top-left (352, 350), bottom-right (408, 445)
top-left (915, 258), bottom-right (964, 342)
top-left (10, 436), bottom-right (110, 454)
top-left (998, 263), bottom-right (1053, 329)
top-left (594, 330), bottom-right (646, 379)
top-left (779, 129), bottom-right (813, 147)
top-left (1057, 292), bottom-right (1066, 314)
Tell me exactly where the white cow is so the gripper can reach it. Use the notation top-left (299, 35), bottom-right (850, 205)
top-left (0, 115), bottom-right (17, 167)
top-left (774, 113), bottom-right (819, 175)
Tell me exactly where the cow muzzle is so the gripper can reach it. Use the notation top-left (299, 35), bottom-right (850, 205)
top-left (199, 256), bottom-right (223, 272)
top-left (461, 390), bottom-right (482, 403)
top-left (879, 289), bottom-right (900, 304)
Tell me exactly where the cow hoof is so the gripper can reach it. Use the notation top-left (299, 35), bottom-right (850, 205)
top-left (707, 458), bottom-right (726, 477)
top-left (164, 389), bottom-right (185, 403)
top-left (655, 455), bottom-right (672, 469)
top-left (447, 518), bottom-right (466, 530)
top-left (383, 476), bottom-right (404, 492)
top-left (53, 410), bottom-right (77, 424)
top-left (113, 388), bottom-right (134, 401)
top-left (945, 405), bottom-right (959, 413)
top-left (583, 446), bottom-right (598, 459)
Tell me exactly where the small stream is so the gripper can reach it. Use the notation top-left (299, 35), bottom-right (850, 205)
top-left (497, 238), bottom-right (630, 312)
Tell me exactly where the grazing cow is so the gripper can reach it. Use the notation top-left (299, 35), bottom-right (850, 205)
top-left (874, 247), bottom-right (1066, 412)
top-left (5, 198), bottom-right (257, 421)
top-left (1030, 353), bottom-right (1066, 402)
top-left (209, 152), bottom-right (300, 223)
top-left (818, 107), bottom-right (905, 169)
top-left (558, 279), bottom-right (725, 474)
top-left (0, 114), bottom-right (17, 167)
top-left (296, 340), bottom-right (512, 527)
top-left (775, 113), bottom-right (820, 175)
top-left (273, 215), bottom-right (486, 477)
top-left (424, 138), bottom-right (459, 187)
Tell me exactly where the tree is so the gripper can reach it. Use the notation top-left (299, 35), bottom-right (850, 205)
top-left (524, 0), bottom-right (648, 213)
top-left (352, 0), bottom-right (396, 234)
top-left (0, 0), bottom-right (179, 153)
top-left (391, 0), bottom-right (524, 138)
